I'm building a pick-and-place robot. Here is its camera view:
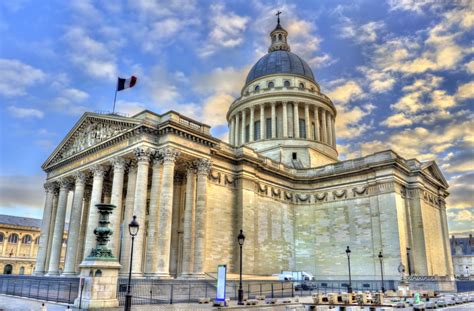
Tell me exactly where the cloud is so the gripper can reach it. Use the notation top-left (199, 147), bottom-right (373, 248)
top-left (0, 175), bottom-right (45, 210)
top-left (327, 80), bottom-right (364, 105)
top-left (335, 105), bottom-right (373, 139)
top-left (201, 93), bottom-right (234, 127)
top-left (339, 18), bottom-right (385, 44)
top-left (0, 59), bottom-right (46, 97)
top-left (50, 88), bottom-right (90, 115)
top-left (358, 67), bottom-right (396, 93)
top-left (387, 0), bottom-right (444, 14)
top-left (381, 113), bottom-right (413, 128)
top-left (192, 66), bottom-right (248, 96)
top-left (456, 81), bottom-right (474, 100)
top-left (447, 173), bottom-right (474, 209)
top-left (199, 4), bottom-right (249, 57)
top-left (7, 106), bottom-right (44, 119)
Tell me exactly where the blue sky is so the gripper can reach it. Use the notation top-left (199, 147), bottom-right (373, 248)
top-left (0, 1), bottom-right (472, 234)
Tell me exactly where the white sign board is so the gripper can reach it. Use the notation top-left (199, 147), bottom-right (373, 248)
top-left (216, 264), bottom-right (227, 302)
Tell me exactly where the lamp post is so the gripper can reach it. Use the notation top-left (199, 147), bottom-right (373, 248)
top-left (378, 251), bottom-right (385, 293)
top-left (124, 216), bottom-right (139, 311)
top-left (237, 229), bottom-right (245, 305)
top-left (346, 246), bottom-right (353, 293)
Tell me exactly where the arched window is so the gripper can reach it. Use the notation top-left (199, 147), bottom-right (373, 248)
top-left (278, 34), bottom-right (282, 40)
top-left (268, 81), bottom-right (274, 88)
top-left (3, 264), bottom-right (13, 274)
top-left (19, 267), bottom-right (25, 275)
top-left (8, 234), bottom-right (19, 244)
top-left (284, 80), bottom-right (291, 87)
top-left (22, 235), bottom-right (32, 244)
top-left (0, 232), bottom-right (4, 242)
top-left (254, 85), bottom-right (260, 91)
top-left (299, 82), bottom-right (305, 89)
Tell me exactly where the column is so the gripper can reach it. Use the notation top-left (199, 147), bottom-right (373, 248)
top-left (107, 157), bottom-right (126, 258)
top-left (321, 109), bottom-right (327, 143)
top-left (314, 107), bottom-right (320, 141)
top-left (145, 156), bottom-right (163, 276)
top-left (282, 102), bottom-right (288, 138)
top-left (331, 116), bottom-right (337, 147)
top-left (326, 112), bottom-right (332, 146)
top-left (62, 172), bottom-right (86, 275)
top-left (249, 106), bottom-right (255, 142)
top-left (304, 103), bottom-right (310, 139)
top-left (29, 237), bottom-right (36, 257)
top-left (131, 148), bottom-right (151, 275)
top-left (260, 104), bottom-right (265, 140)
top-left (119, 162), bottom-right (138, 275)
top-left (34, 183), bottom-right (55, 275)
top-left (181, 164), bottom-right (196, 276)
top-left (192, 159), bottom-right (211, 277)
top-left (83, 165), bottom-right (106, 260)
top-left (293, 102), bottom-right (300, 138)
top-left (169, 174), bottom-right (183, 276)
top-left (76, 188), bottom-right (91, 272)
top-left (234, 114), bottom-right (240, 146)
top-left (241, 110), bottom-right (246, 144)
top-left (271, 102), bottom-right (276, 138)
top-left (45, 189), bottom-right (59, 267)
top-left (155, 148), bottom-right (180, 278)
top-left (47, 178), bottom-right (71, 275)
top-left (229, 118), bottom-right (234, 145)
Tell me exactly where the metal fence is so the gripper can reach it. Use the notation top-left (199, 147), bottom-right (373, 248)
top-left (456, 280), bottom-right (474, 293)
top-left (0, 275), bottom-right (79, 304)
top-left (116, 279), bottom-right (295, 306)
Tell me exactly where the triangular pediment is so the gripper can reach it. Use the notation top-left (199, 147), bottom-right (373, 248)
top-left (421, 161), bottom-right (449, 188)
top-left (43, 112), bottom-right (141, 169)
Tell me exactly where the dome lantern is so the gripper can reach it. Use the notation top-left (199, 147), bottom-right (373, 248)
top-left (269, 11), bottom-right (290, 52)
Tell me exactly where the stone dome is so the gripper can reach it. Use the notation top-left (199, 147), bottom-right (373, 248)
top-left (245, 50), bottom-right (315, 85)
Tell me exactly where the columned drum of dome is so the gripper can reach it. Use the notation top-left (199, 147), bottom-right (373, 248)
top-left (227, 19), bottom-right (337, 168)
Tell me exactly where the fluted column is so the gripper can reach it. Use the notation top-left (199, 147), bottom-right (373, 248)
top-left (47, 179), bottom-right (71, 275)
top-left (234, 114), bottom-right (240, 146)
top-left (326, 112), bottom-right (332, 146)
top-left (62, 172), bottom-right (86, 275)
top-left (249, 106), bottom-right (255, 142)
top-left (229, 118), bottom-right (235, 145)
top-left (45, 189), bottom-right (59, 267)
top-left (131, 148), bottom-right (151, 275)
top-left (260, 104), bottom-right (265, 140)
top-left (304, 103), bottom-right (310, 139)
top-left (156, 148), bottom-right (180, 278)
top-left (293, 102), bottom-right (300, 138)
top-left (282, 102), bottom-right (288, 137)
top-left (271, 102), bottom-right (276, 138)
top-left (34, 183), bottom-right (56, 275)
top-left (145, 155), bottom-right (164, 276)
top-left (321, 109), bottom-right (327, 144)
top-left (109, 157), bottom-right (126, 258)
top-left (76, 188), bottom-right (91, 272)
top-left (241, 110), bottom-right (246, 144)
top-left (170, 174), bottom-right (183, 276)
top-left (181, 164), bottom-right (196, 277)
top-left (331, 116), bottom-right (337, 147)
top-left (120, 162), bottom-right (137, 275)
top-left (314, 107), bottom-right (320, 141)
top-left (83, 165), bottom-right (106, 260)
top-left (192, 159), bottom-right (211, 277)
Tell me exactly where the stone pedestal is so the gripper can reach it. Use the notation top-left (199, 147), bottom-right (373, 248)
top-left (74, 260), bottom-right (121, 309)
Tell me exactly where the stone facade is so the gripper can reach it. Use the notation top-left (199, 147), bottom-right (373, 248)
top-left (0, 215), bottom-right (66, 275)
top-left (34, 19), bottom-right (453, 282)
top-left (450, 235), bottom-right (474, 278)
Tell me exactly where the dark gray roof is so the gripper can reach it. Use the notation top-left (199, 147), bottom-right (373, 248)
top-left (245, 50), bottom-right (315, 85)
top-left (0, 214), bottom-right (42, 229)
top-left (451, 235), bottom-right (474, 256)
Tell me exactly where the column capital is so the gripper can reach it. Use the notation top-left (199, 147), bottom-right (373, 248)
top-left (91, 165), bottom-right (107, 178)
top-left (194, 158), bottom-right (212, 175)
top-left (72, 171), bottom-right (87, 184)
top-left (112, 157), bottom-right (126, 170)
top-left (84, 187), bottom-right (92, 199)
top-left (185, 161), bottom-right (196, 174)
top-left (135, 147), bottom-right (152, 163)
top-left (58, 178), bottom-right (73, 191)
top-left (125, 160), bottom-right (137, 173)
top-left (174, 172), bottom-right (185, 184)
top-left (160, 147), bottom-right (180, 163)
top-left (44, 182), bottom-right (56, 193)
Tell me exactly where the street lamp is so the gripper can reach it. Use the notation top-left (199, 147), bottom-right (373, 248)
top-left (237, 229), bottom-right (245, 305)
top-left (124, 215), bottom-right (139, 311)
top-left (378, 251), bottom-right (385, 293)
top-left (346, 246), bottom-right (353, 293)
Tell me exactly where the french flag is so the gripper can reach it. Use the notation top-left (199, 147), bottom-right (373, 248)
top-left (117, 76), bottom-right (137, 91)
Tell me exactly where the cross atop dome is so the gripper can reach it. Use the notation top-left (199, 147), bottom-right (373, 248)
top-left (269, 11), bottom-right (290, 52)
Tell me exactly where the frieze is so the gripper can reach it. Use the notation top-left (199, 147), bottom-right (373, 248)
top-left (257, 183), bottom-right (268, 195)
top-left (332, 189), bottom-right (347, 200)
top-left (271, 187), bottom-right (281, 199)
top-left (296, 193), bottom-right (310, 203)
top-left (284, 191), bottom-right (293, 201)
top-left (352, 185), bottom-right (368, 197)
top-left (314, 192), bottom-right (328, 202)
top-left (210, 170), bottom-right (221, 183)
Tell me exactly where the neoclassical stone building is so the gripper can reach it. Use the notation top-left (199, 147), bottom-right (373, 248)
top-left (35, 20), bottom-right (454, 281)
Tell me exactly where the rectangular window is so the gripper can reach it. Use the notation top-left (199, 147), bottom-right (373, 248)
top-left (266, 118), bottom-right (272, 139)
top-left (299, 119), bottom-right (306, 139)
top-left (245, 125), bottom-right (250, 143)
top-left (254, 121), bottom-right (261, 140)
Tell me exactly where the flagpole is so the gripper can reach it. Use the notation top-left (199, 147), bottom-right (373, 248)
top-left (112, 86), bottom-right (118, 114)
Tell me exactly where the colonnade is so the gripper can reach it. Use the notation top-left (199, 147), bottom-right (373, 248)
top-left (228, 102), bottom-right (336, 147)
top-left (34, 146), bottom-right (212, 278)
